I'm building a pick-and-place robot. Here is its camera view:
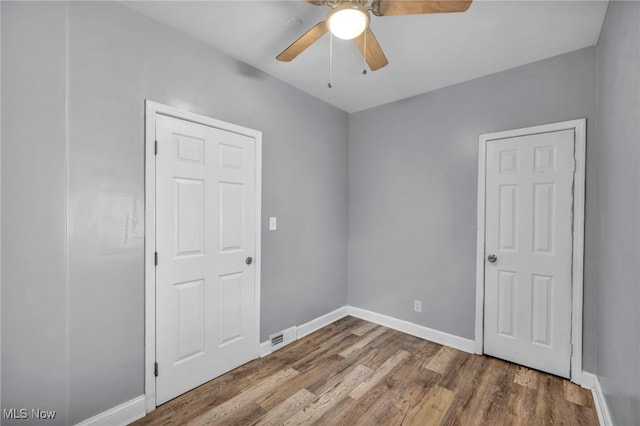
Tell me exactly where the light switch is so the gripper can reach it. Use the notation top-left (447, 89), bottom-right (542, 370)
top-left (269, 217), bottom-right (277, 231)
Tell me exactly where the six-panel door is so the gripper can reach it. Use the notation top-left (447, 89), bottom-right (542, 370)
top-left (484, 129), bottom-right (575, 378)
top-left (155, 114), bottom-right (257, 404)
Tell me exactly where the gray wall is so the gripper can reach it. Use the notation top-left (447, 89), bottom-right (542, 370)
top-left (348, 47), bottom-right (598, 362)
top-left (594, 1), bottom-right (640, 424)
top-left (1, 3), bottom-right (70, 424)
top-left (1, 1), bottom-right (348, 424)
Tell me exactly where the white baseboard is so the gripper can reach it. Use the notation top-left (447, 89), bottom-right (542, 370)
top-left (582, 371), bottom-right (613, 426)
top-left (259, 306), bottom-right (350, 357)
top-left (347, 306), bottom-right (476, 354)
top-left (297, 306), bottom-right (349, 339)
top-left (260, 305), bottom-right (474, 357)
top-left (75, 395), bottom-right (146, 426)
top-left (259, 340), bottom-right (272, 358)
top-left (581, 370), bottom-right (597, 389)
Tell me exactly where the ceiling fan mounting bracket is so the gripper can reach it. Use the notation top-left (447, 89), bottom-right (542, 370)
top-left (370, 0), bottom-right (384, 16)
top-left (308, 0), bottom-right (370, 9)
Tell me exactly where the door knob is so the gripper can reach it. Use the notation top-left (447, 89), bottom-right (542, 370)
top-left (246, 257), bottom-right (253, 265)
top-left (487, 254), bottom-right (497, 263)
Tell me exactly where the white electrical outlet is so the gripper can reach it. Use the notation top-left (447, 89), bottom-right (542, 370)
top-left (413, 300), bottom-right (422, 313)
top-left (269, 217), bottom-right (277, 231)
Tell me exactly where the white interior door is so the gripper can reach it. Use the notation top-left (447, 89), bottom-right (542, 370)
top-left (155, 114), bottom-right (258, 404)
top-left (483, 129), bottom-right (575, 378)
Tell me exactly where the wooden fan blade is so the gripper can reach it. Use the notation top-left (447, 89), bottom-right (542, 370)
top-left (377, 0), bottom-right (472, 16)
top-left (276, 21), bottom-right (328, 62)
top-left (354, 28), bottom-right (389, 71)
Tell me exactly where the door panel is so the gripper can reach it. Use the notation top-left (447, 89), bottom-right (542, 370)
top-left (219, 273), bottom-right (243, 344)
top-left (531, 274), bottom-right (552, 346)
top-left (497, 270), bottom-right (516, 337)
top-left (173, 178), bottom-right (204, 256)
top-left (498, 185), bottom-right (518, 251)
top-left (174, 279), bottom-right (205, 362)
top-left (156, 114), bottom-right (257, 404)
top-left (220, 182), bottom-right (243, 251)
top-left (533, 183), bottom-right (555, 254)
top-left (484, 129), bottom-right (574, 378)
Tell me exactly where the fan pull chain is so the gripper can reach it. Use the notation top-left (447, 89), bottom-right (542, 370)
top-left (362, 29), bottom-right (368, 75)
top-left (328, 33), bottom-right (333, 88)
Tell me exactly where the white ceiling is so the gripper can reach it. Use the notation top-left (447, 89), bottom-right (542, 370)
top-left (123, 0), bottom-right (608, 113)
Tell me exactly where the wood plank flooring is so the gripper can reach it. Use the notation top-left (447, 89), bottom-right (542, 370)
top-left (133, 316), bottom-right (598, 425)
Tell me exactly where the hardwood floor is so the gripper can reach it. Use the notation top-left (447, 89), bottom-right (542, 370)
top-left (133, 316), bottom-right (598, 425)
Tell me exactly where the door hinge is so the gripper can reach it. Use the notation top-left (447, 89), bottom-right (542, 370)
top-left (154, 252), bottom-right (158, 266)
top-left (154, 140), bottom-right (158, 155)
top-left (154, 362), bottom-right (158, 377)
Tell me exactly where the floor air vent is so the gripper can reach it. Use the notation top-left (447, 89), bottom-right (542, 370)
top-left (269, 326), bottom-right (296, 352)
top-left (271, 334), bottom-right (284, 347)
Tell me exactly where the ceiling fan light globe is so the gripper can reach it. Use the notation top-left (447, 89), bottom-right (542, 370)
top-left (327, 6), bottom-right (369, 40)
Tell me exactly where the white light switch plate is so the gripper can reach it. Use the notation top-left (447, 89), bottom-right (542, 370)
top-left (269, 217), bottom-right (277, 231)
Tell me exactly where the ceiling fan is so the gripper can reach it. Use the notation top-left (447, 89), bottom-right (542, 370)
top-left (276, 0), bottom-right (473, 71)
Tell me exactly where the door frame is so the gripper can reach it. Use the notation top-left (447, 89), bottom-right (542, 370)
top-left (143, 100), bottom-right (262, 411)
top-left (474, 118), bottom-right (586, 384)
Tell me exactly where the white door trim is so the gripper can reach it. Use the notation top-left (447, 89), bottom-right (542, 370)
top-left (475, 118), bottom-right (586, 384)
top-left (144, 100), bottom-right (262, 412)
